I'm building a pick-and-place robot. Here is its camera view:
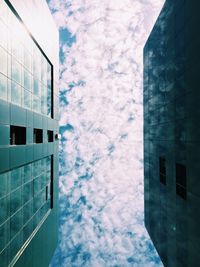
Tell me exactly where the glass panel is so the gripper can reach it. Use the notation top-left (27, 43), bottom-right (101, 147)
top-left (0, 220), bottom-right (9, 252)
top-left (24, 49), bottom-right (32, 72)
top-left (0, 196), bottom-right (9, 225)
top-left (0, 246), bottom-right (9, 267)
top-left (11, 81), bottom-right (21, 105)
top-left (0, 3), bottom-right (52, 117)
top-left (33, 176), bottom-right (41, 194)
top-left (0, 47), bottom-right (7, 75)
top-left (10, 168), bottom-right (22, 191)
top-left (33, 95), bottom-right (40, 112)
top-left (23, 200), bottom-right (33, 224)
top-left (12, 38), bottom-right (23, 64)
top-left (10, 188), bottom-right (22, 215)
top-left (24, 89), bottom-right (31, 109)
top-left (0, 156), bottom-right (51, 264)
top-left (23, 219), bottom-right (33, 243)
top-left (24, 69), bottom-right (32, 91)
top-left (0, 73), bottom-right (7, 101)
top-left (9, 230), bottom-right (22, 260)
top-left (10, 209), bottom-right (22, 240)
top-left (23, 182), bottom-right (33, 204)
top-left (11, 59), bottom-right (21, 84)
top-left (0, 21), bottom-right (8, 51)
top-left (23, 164), bottom-right (32, 183)
top-left (0, 173), bottom-right (8, 198)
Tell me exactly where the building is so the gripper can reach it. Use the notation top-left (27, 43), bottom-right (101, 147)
top-left (0, 0), bottom-right (59, 266)
top-left (144, 0), bottom-right (200, 266)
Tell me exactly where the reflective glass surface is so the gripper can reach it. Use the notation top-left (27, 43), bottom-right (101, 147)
top-left (0, 156), bottom-right (52, 266)
top-left (0, 1), bottom-right (52, 117)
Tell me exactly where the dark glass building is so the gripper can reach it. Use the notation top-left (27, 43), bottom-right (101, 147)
top-left (144, 0), bottom-right (200, 266)
top-left (0, 0), bottom-right (59, 266)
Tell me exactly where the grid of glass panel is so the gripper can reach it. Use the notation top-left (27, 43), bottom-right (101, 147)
top-left (0, 1), bottom-right (52, 117)
top-left (0, 156), bottom-right (52, 266)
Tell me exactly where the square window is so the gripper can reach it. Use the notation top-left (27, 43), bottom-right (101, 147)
top-left (33, 128), bottom-right (43, 143)
top-left (47, 130), bottom-right (53, 142)
top-left (10, 125), bottom-right (26, 145)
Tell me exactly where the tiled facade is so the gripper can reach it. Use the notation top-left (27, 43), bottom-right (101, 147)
top-left (144, 0), bottom-right (200, 266)
top-left (0, 1), bottom-right (59, 266)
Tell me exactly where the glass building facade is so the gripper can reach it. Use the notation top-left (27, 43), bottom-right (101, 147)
top-left (144, 0), bottom-right (200, 266)
top-left (0, 1), bottom-right (52, 117)
top-left (0, 1), bottom-right (59, 266)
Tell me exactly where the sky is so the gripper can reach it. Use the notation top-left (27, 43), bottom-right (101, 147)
top-left (47, 0), bottom-right (164, 266)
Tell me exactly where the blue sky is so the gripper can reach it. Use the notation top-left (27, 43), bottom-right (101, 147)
top-left (47, 1), bottom-right (164, 266)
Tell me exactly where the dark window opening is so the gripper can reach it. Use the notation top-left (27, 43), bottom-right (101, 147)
top-left (159, 157), bottom-right (166, 185)
top-left (33, 129), bottom-right (43, 143)
top-left (50, 155), bottom-right (53, 209)
top-left (55, 133), bottom-right (58, 140)
top-left (10, 126), bottom-right (26, 145)
top-left (47, 130), bottom-right (53, 142)
top-left (46, 185), bottom-right (48, 201)
top-left (176, 163), bottom-right (187, 200)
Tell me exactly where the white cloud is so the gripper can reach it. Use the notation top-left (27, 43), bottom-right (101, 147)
top-left (48, 0), bottom-right (164, 266)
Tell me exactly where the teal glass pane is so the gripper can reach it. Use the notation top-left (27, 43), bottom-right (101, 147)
top-left (23, 181), bottom-right (33, 204)
top-left (23, 200), bottom-right (33, 224)
top-left (33, 77), bottom-right (39, 95)
top-left (33, 160), bottom-right (42, 177)
top-left (0, 220), bottom-right (9, 252)
top-left (0, 195), bottom-right (9, 225)
top-left (9, 230), bottom-right (22, 260)
top-left (24, 49), bottom-right (32, 73)
top-left (0, 246), bottom-right (9, 267)
top-left (10, 188), bottom-right (22, 215)
top-left (0, 173), bottom-right (8, 198)
top-left (33, 176), bottom-right (41, 194)
top-left (41, 84), bottom-right (47, 115)
top-left (32, 210), bottom-right (41, 230)
top-left (11, 81), bottom-right (21, 105)
top-left (41, 158), bottom-right (46, 172)
top-left (23, 164), bottom-right (32, 183)
top-left (23, 219), bottom-right (33, 243)
top-left (33, 48), bottom-right (41, 80)
top-left (33, 192), bottom-right (44, 213)
top-left (24, 89), bottom-right (31, 109)
top-left (10, 168), bottom-right (22, 191)
top-left (10, 209), bottom-right (22, 240)
top-left (0, 73), bottom-right (7, 100)
top-left (0, 46), bottom-right (7, 75)
top-left (11, 59), bottom-right (21, 85)
top-left (40, 173), bottom-right (46, 189)
top-left (33, 95), bottom-right (41, 112)
top-left (24, 69), bottom-right (32, 91)
top-left (47, 84), bottom-right (51, 117)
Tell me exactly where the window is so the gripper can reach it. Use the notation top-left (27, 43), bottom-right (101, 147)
top-left (159, 157), bottom-right (166, 185)
top-left (33, 128), bottom-right (43, 143)
top-left (55, 133), bottom-right (59, 140)
top-left (176, 163), bottom-right (187, 200)
top-left (47, 130), bottom-right (53, 142)
top-left (0, 3), bottom-right (53, 118)
top-left (10, 125), bottom-right (26, 145)
top-left (0, 156), bottom-right (52, 265)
